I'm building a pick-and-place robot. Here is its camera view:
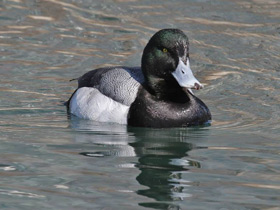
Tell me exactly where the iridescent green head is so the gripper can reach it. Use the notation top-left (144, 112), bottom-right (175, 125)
top-left (141, 29), bottom-right (202, 93)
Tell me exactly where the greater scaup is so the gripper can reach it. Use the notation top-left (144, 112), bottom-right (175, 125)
top-left (67, 29), bottom-right (211, 128)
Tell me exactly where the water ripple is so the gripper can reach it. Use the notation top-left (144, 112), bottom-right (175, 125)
top-left (0, 189), bottom-right (45, 198)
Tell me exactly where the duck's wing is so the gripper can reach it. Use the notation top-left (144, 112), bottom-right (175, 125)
top-left (77, 66), bottom-right (145, 106)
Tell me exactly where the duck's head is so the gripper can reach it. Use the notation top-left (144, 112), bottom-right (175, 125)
top-left (141, 29), bottom-right (203, 95)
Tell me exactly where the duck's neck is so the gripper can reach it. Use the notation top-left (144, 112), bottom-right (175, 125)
top-left (145, 76), bottom-right (190, 103)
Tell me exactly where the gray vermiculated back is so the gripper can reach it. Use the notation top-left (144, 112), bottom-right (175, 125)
top-left (78, 67), bottom-right (145, 106)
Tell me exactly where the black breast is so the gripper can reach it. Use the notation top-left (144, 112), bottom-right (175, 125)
top-left (127, 87), bottom-right (211, 128)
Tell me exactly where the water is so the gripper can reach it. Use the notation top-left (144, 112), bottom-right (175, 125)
top-left (0, 0), bottom-right (280, 209)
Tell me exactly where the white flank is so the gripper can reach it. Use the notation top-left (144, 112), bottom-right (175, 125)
top-left (70, 87), bottom-right (129, 124)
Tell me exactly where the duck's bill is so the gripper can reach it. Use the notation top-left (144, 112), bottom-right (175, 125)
top-left (171, 58), bottom-right (203, 90)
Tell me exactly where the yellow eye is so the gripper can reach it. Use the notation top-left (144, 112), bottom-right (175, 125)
top-left (162, 48), bottom-right (168, 53)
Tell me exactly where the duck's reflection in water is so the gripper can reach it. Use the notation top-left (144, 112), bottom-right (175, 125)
top-left (70, 117), bottom-right (208, 209)
top-left (128, 127), bottom-right (204, 209)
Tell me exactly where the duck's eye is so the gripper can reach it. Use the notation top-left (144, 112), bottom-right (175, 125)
top-left (162, 48), bottom-right (168, 53)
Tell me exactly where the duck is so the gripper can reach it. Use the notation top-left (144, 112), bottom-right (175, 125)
top-left (66, 29), bottom-right (211, 128)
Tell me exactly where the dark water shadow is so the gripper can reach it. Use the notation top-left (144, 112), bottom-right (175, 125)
top-left (127, 127), bottom-right (208, 209)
